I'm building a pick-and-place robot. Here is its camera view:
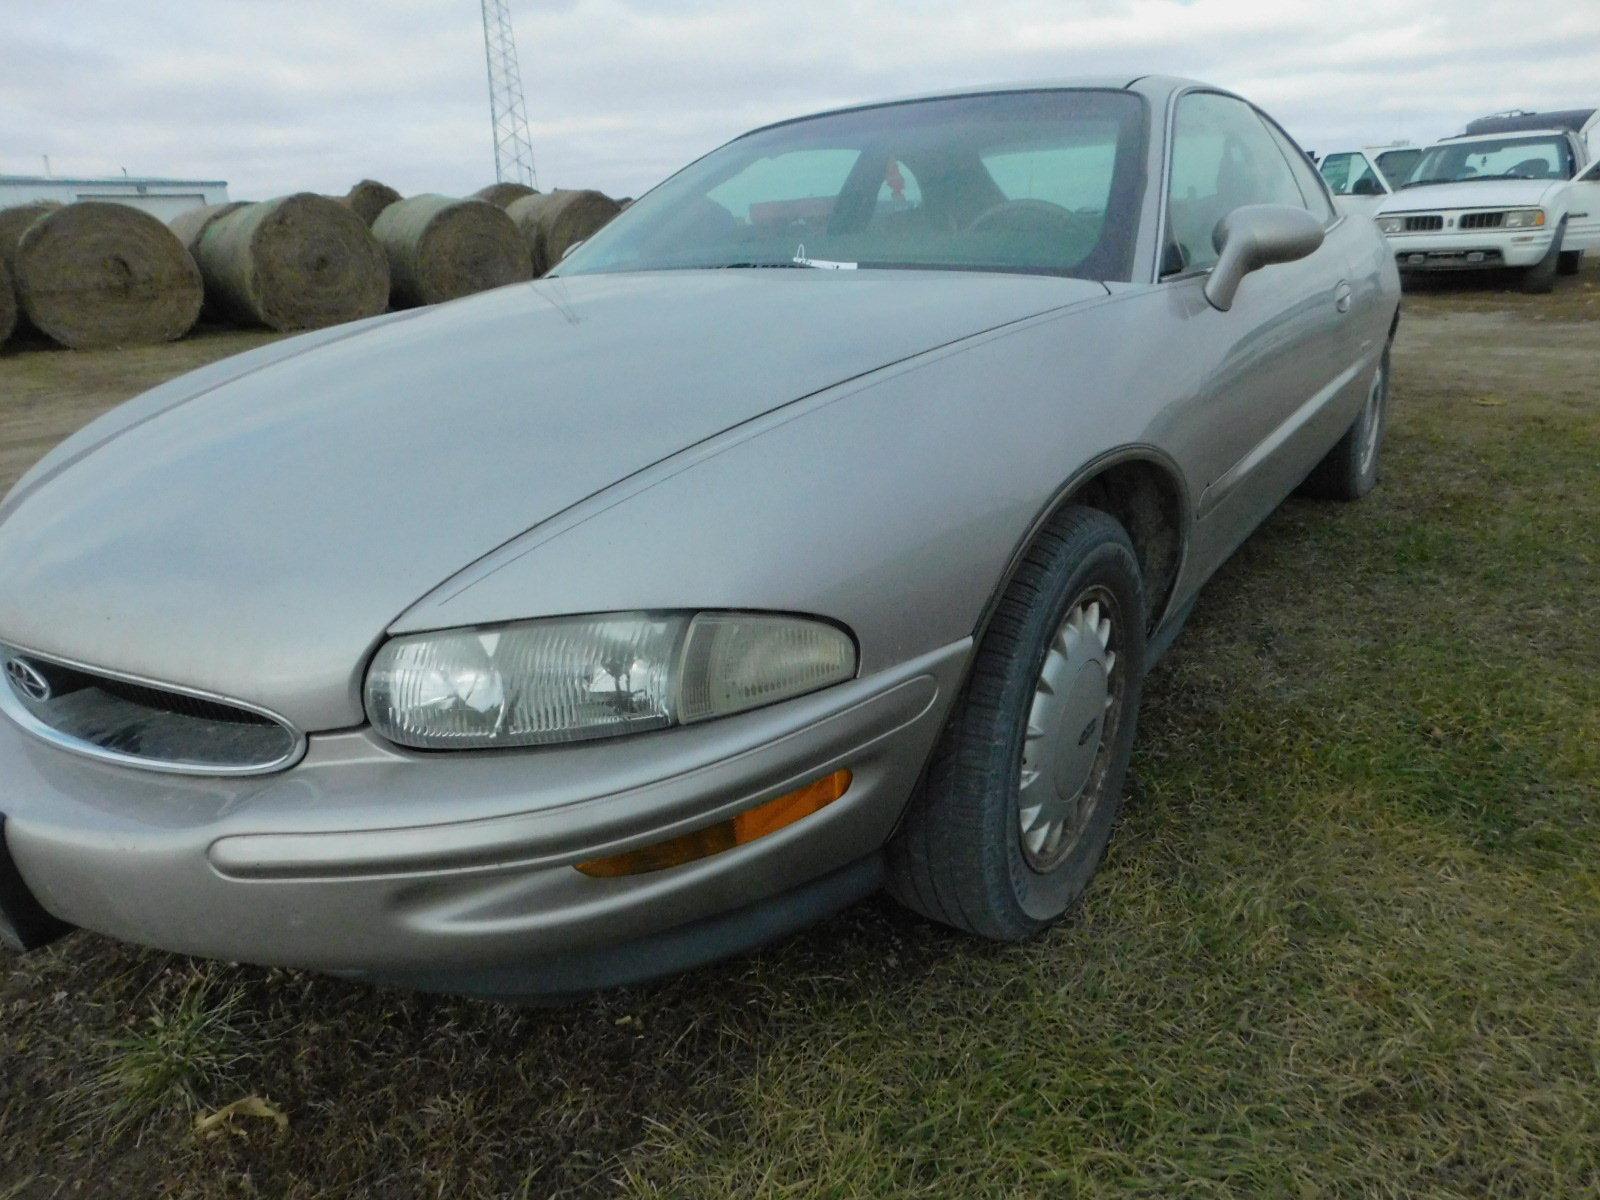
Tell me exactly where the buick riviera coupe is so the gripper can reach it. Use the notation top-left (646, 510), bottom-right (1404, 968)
top-left (0, 77), bottom-right (1399, 998)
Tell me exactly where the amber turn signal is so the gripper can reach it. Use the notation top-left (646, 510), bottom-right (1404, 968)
top-left (576, 769), bottom-right (852, 878)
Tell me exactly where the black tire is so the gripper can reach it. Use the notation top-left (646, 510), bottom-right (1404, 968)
top-left (1521, 222), bottom-right (1564, 294)
top-left (1558, 250), bottom-right (1583, 277)
top-left (1299, 348), bottom-right (1389, 501)
top-left (886, 505), bottom-right (1146, 941)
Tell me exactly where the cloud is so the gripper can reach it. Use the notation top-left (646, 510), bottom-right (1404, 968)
top-left (1, 0), bottom-right (1593, 200)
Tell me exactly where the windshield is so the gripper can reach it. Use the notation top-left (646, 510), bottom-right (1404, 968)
top-left (556, 90), bottom-right (1149, 282)
top-left (1374, 148), bottom-right (1421, 186)
top-left (1403, 135), bottom-right (1575, 187)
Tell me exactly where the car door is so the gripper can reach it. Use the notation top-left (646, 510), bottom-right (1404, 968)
top-left (1566, 156), bottom-right (1600, 253)
top-left (1265, 117), bottom-right (1388, 372)
top-left (1317, 151), bottom-right (1387, 215)
top-left (1156, 91), bottom-right (1356, 577)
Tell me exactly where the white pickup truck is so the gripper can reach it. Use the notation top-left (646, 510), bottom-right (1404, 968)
top-left (1374, 108), bottom-right (1600, 292)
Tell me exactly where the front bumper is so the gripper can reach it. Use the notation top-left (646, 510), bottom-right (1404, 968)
top-left (0, 642), bottom-right (966, 996)
top-left (1384, 228), bottom-right (1555, 271)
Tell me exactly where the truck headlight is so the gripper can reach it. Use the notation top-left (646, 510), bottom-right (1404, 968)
top-left (364, 611), bottom-right (857, 749)
top-left (1502, 209), bottom-right (1546, 229)
top-left (1377, 216), bottom-right (1405, 235)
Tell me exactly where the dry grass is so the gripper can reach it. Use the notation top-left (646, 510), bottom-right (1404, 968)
top-left (0, 264), bottom-right (1597, 1198)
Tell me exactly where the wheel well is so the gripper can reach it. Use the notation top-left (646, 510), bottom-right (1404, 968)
top-left (1064, 459), bottom-right (1185, 630)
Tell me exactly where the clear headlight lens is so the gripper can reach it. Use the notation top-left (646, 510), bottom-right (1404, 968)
top-left (365, 611), bottom-right (856, 750)
top-left (1377, 216), bottom-right (1405, 235)
top-left (1502, 208), bottom-right (1545, 229)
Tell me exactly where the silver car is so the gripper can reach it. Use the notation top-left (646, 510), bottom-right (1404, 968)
top-left (0, 77), bottom-right (1399, 998)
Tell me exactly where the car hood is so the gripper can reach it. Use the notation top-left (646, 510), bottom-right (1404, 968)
top-left (1377, 178), bottom-right (1561, 213)
top-left (0, 269), bottom-right (1101, 730)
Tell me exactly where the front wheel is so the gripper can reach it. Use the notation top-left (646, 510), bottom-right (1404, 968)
top-left (1521, 223), bottom-right (1564, 294)
top-left (1299, 349), bottom-right (1389, 501)
top-left (886, 506), bottom-right (1146, 941)
top-left (1558, 250), bottom-right (1583, 277)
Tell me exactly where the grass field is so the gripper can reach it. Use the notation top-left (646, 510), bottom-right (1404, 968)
top-left (2, 266), bottom-right (1598, 1198)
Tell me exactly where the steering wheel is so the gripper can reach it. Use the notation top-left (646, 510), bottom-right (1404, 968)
top-left (966, 198), bottom-right (1085, 242)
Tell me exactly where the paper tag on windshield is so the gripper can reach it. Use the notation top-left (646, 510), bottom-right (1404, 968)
top-left (793, 243), bottom-right (857, 270)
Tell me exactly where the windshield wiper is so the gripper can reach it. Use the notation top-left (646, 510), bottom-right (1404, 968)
top-left (718, 261), bottom-right (816, 269)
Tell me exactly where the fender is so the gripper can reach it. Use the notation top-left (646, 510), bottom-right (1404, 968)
top-left (972, 443), bottom-right (1194, 653)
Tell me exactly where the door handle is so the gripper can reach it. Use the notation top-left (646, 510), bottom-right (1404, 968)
top-left (1334, 281), bottom-right (1353, 314)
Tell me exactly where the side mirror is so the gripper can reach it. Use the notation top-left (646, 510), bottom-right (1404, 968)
top-left (1204, 204), bottom-right (1325, 312)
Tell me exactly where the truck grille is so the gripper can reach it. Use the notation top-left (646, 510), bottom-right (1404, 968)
top-left (0, 646), bottom-right (304, 776)
top-left (1403, 215), bottom-right (1444, 232)
top-left (1459, 212), bottom-right (1504, 230)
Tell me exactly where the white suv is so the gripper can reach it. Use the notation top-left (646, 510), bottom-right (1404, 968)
top-left (1375, 109), bottom-right (1600, 292)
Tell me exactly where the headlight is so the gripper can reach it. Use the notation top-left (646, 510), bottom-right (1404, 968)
top-left (364, 611), bottom-right (857, 749)
top-left (1377, 216), bottom-right (1405, 235)
top-left (1502, 208), bottom-right (1545, 229)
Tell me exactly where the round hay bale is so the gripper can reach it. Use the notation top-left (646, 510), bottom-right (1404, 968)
top-left (169, 202), bottom-right (251, 323)
top-left (0, 201), bottom-right (62, 276)
top-left (471, 182), bottom-right (539, 210)
top-left (188, 193), bottom-right (390, 331)
top-left (0, 202), bottom-right (64, 336)
top-left (507, 189), bottom-right (621, 275)
top-left (342, 179), bottom-right (403, 228)
top-left (14, 202), bottom-right (203, 350)
top-left (371, 194), bottom-right (533, 307)
top-left (0, 258), bottom-right (16, 348)
top-left (505, 194), bottom-right (556, 274)
top-left (169, 201), bottom-right (250, 255)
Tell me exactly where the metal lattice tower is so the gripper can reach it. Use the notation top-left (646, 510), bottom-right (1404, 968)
top-left (480, 0), bottom-right (538, 187)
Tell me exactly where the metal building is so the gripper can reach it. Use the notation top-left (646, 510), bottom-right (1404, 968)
top-left (0, 175), bottom-right (229, 221)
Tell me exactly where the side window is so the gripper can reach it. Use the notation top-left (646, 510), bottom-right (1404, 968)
top-left (981, 142), bottom-right (1118, 212)
top-left (1164, 93), bottom-right (1308, 274)
top-left (874, 158), bottom-right (922, 213)
top-left (1262, 118), bottom-right (1338, 219)
top-left (706, 148), bottom-right (862, 229)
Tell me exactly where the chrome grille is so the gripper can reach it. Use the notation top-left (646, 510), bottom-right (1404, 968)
top-left (1459, 212), bottom-right (1504, 230)
top-left (0, 646), bottom-right (304, 776)
top-left (1404, 215), bottom-right (1444, 232)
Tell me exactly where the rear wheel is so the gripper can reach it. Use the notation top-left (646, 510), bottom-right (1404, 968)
top-left (1300, 348), bottom-right (1389, 501)
top-left (886, 506), bottom-right (1145, 941)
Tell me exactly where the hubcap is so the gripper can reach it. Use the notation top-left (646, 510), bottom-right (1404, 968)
top-left (1018, 591), bottom-right (1120, 872)
top-left (1358, 362), bottom-right (1385, 477)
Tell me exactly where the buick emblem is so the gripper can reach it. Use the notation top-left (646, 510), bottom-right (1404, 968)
top-left (5, 657), bottom-right (51, 703)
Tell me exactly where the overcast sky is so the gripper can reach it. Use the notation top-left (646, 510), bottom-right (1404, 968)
top-left (3, 0), bottom-right (1596, 201)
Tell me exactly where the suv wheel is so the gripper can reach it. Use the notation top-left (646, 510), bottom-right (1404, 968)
top-left (1522, 222), bottom-right (1565, 294)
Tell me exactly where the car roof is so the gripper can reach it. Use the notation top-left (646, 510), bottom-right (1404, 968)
top-left (1463, 109), bottom-right (1596, 137)
top-left (742, 75), bottom-right (1216, 136)
top-left (1322, 145), bottom-right (1416, 157)
top-left (1439, 128), bottom-right (1571, 145)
